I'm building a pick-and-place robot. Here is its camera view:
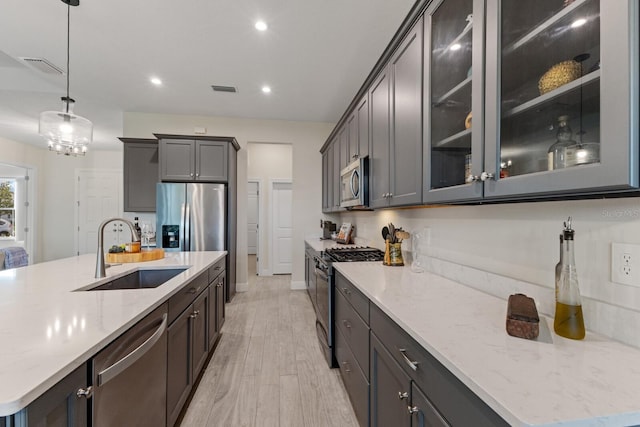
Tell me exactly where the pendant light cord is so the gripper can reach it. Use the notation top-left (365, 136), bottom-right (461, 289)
top-left (66, 2), bottom-right (70, 113)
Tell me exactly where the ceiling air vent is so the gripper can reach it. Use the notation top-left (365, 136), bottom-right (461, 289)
top-left (211, 85), bottom-right (237, 93)
top-left (19, 57), bottom-right (64, 75)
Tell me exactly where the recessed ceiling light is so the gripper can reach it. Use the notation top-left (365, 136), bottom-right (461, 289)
top-left (450, 43), bottom-right (462, 51)
top-left (255, 21), bottom-right (268, 31)
top-left (262, 86), bottom-right (271, 94)
top-left (150, 77), bottom-right (162, 85)
top-left (571, 18), bottom-right (587, 28)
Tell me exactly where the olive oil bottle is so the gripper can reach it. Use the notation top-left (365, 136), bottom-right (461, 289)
top-left (554, 217), bottom-right (586, 340)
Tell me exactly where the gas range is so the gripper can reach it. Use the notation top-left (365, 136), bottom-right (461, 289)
top-left (323, 246), bottom-right (385, 263)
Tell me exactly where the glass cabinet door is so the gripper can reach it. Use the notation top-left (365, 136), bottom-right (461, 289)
top-left (484, 0), bottom-right (638, 198)
top-left (424, 0), bottom-right (485, 203)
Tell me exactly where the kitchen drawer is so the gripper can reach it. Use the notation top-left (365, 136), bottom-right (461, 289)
top-left (335, 326), bottom-right (369, 427)
top-left (168, 270), bottom-right (208, 324)
top-left (335, 287), bottom-right (370, 377)
top-left (335, 271), bottom-right (369, 323)
top-left (370, 303), bottom-right (508, 427)
top-left (208, 257), bottom-right (225, 283)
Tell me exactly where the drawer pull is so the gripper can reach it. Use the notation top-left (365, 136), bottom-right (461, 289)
top-left (399, 348), bottom-right (419, 371)
top-left (342, 320), bottom-right (351, 329)
top-left (407, 406), bottom-right (419, 415)
top-left (188, 287), bottom-right (198, 294)
top-left (342, 287), bottom-right (351, 295)
top-left (398, 391), bottom-right (408, 400)
top-left (341, 361), bottom-right (351, 373)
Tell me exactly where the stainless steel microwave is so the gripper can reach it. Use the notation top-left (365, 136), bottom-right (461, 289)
top-left (340, 156), bottom-right (369, 209)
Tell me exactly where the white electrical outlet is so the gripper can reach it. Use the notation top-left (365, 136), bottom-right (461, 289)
top-left (611, 243), bottom-right (640, 287)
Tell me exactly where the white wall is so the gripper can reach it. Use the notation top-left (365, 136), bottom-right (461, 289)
top-left (123, 112), bottom-right (332, 290)
top-left (247, 142), bottom-right (293, 274)
top-left (335, 196), bottom-right (640, 348)
top-left (0, 136), bottom-right (124, 262)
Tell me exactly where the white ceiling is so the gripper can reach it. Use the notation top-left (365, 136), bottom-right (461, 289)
top-left (0, 0), bottom-right (416, 151)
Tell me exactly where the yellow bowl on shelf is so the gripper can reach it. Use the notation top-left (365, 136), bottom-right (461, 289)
top-left (538, 60), bottom-right (582, 95)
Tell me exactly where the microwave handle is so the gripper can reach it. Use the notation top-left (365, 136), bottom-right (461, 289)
top-left (350, 169), bottom-right (359, 198)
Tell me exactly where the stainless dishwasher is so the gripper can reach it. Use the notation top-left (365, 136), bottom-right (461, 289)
top-left (91, 303), bottom-right (168, 427)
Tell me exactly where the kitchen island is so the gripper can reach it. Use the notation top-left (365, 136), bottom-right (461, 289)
top-left (0, 251), bottom-right (225, 418)
top-left (334, 261), bottom-right (640, 427)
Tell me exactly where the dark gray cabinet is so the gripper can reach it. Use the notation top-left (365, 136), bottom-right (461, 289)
top-left (370, 332), bottom-right (413, 427)
top-left (166, 269), bottom-right (210, 427)
top-left (370, 303), bottom-right (509, 427)
top-left (389, 16), bottom-right (423, 206)
top-left (208, 258), bottom-right (225, 349)
top-left (192, 290), bottom-right (209, 378)
top-left (371, 17), bottom-right (423, 209)
top-left (334, 272), bottom-right (370, 427)
top-left (159, 138), bottom-right (229, 182)
top-left (347, 94), bottom-right (370, 165)
top-left (321, 138), bottom-right (344, 213)
top-left (339, 125), bottom-right (350, 169)
top-left (369, 68), bottom-right (392, 209)
top-left (8, 364), bottom-right (88, 427)
top-left (121, 138), bottom-right (159, 212)
top-left (167, 302), bottom-right (192, 427)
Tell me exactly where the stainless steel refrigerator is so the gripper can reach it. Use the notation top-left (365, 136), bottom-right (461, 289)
top-left (156, 183), bottom-right (226, 252)
top-left (157, 182), bottom-right (235, 300)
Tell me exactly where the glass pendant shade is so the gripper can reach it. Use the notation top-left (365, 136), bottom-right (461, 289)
top-left (39, 97), bottom-right (92, 156)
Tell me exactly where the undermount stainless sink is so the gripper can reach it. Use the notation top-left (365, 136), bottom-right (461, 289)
top-left (84, 268), bottom-right (187, 291)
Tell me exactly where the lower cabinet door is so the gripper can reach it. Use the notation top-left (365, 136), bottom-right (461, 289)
top-left (410, 383), bottom-right (449, 427)
top-left (192, 290), bottom-right (209, 379)
top-left (208, 282), bottom-right (219, 349)
top-left (13, 364), bottom-right (88, 427)
top-left (216, 271), bottom-right (226, 331)
top-left (370, 332), bottom-right (411, 427)
top-left (167, 307), bottom-right (193, 427)
top-left (335, 327), bottom-right (369, 427)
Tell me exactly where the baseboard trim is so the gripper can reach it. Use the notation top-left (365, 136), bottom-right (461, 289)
top-left (290, 280), bottom-right (306, 290)
top-left (236, 281), bottom-right (249, 292)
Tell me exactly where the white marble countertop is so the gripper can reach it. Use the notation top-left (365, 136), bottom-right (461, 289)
top-left (333, 262), bottom-right (640, 427)
top-left (0, 251), bottom-right (225, 417)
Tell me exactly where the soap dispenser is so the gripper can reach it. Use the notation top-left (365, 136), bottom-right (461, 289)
top-left (553, 217), bottom-right (586, 340)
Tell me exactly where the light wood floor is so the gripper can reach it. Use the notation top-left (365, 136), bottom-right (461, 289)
top-left (179, 263), bottom-right (359, 427)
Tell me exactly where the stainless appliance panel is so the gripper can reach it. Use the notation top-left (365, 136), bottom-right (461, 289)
top-left (187, 183), bottom-right (226, 251)
top-left (91, 304), bottom-right (168, 427)
top-left (315, 261), bottom-right (335, 367)
top-left (340, 156), bottom-right (369, 208)
top-left (157, 183), bottom-right (187, 251)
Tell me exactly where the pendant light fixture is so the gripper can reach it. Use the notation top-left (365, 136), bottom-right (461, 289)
top-left (38, 0), bottom-right (92, 156)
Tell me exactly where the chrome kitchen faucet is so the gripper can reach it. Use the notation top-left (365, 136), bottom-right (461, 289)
top-left (95, 218), bottom-right (141, 278)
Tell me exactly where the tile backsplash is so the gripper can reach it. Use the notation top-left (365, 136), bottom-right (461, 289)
top-left (330, 196), bottom-right (640, 348)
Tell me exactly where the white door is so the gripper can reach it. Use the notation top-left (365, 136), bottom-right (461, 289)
top-left (247, 181), bottom-right (259, 255)
top-left (76, 170), bottom-right (122, 255)
top-left (271, 181), bottom-right (292, 275)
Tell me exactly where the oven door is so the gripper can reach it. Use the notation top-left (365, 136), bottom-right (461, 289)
top-left (314, 263), bottom-right (335, 367)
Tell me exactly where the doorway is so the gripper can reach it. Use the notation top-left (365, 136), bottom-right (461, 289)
top-left (246, 142), bottom-right (292, 277)
top-left (247, 179), bottom-right (260, 275)
top-left (271, 180), bottom-right (292, 275)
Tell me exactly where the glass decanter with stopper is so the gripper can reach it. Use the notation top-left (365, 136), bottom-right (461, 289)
top-left (554, 217), bottom-right (586, 340)
top-left (547, 115), bottom-right (576, 171)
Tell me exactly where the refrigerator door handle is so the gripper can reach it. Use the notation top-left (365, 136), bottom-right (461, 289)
top-left (184, 203), bottom-right (191, 251)
top-left (180, 202), bottom-right (186, 251)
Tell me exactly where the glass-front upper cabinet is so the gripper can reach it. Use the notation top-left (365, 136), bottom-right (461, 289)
top-left (483, 0), bottom-right (638, 199)
top-left (423, 0), bottom-right (485, 203)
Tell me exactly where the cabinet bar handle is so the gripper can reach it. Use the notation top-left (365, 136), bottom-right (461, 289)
top-left (342, 320), bottom-right (351, 329)
top-left (398, 348), bottom-right (419, 371)
top-left (342, 287), bottom-right (351, 295)
top-left (341, 361), bottom-right (351, 373)
top-left (398, 391), bottom-right (408, 400)
top-left (407, 406), bottom-right (419, 415)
